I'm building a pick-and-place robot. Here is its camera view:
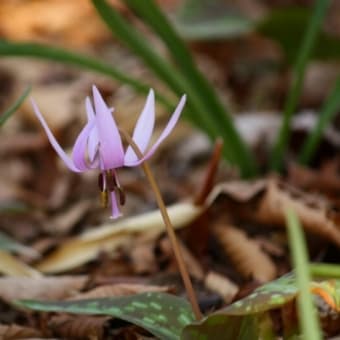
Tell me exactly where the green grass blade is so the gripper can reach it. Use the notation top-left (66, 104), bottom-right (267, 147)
top-left (0, 40), bottom-right (172, 109)
top-left (285, 209), bottom-right (322, 340)
top-left (310, 263), bottom-right (340, 278)
top-left (91, 0), bottom-right (257, 177)
top-left (0, 86), bottom-right (30, 126)
top-left (270, 0), bottom-right (331, 171)
top-left (298, 77), bottom-right (340, 165)
top-left (91, 0), bottom-right (215, 133)
top-left (123, 0), bottom-right (257, 177)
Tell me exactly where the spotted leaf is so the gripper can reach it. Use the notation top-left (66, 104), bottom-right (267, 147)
top-left (17, 292), bottom-right (195, 340)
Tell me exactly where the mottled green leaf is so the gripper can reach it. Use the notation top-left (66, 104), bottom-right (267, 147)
top-left (17, 292), bottom-right (194, 340)
top-left (181, 315), bottom-right (259, 340)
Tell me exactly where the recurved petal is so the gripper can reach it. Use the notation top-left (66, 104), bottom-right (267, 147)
top-left (92, 85), bottom-right (124, 169)
top-left (30, 98), bottom-right (81, 172)
top-left (124, 89), bottom-right (155, 164)
top-left (72, 118), bottom-right (96, 171)
top-left (124, 94), bottom-right (186, 167)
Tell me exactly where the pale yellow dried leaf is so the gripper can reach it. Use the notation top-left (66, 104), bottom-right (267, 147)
top-left (0, 250), bottom-right (41, 278)
top-left (36, 202), bottom-right (203, 273)
top-left (205, 271), bottom-right (239, 303)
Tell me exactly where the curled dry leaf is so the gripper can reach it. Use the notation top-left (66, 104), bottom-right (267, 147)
top-left (49, 314), bottom-right (110, 340)
top-left (0, 250), bottom-right (41, 278)
top-left (68, 283), bottom-right (170, 301)
top-left (204, 271), bottom-right (239, 304)
top-left (0, 324), bottom-right (43, 339)
top-left (213, 224), bottom-right (277, 283)
top-left (254, 179), bottom-right (340, 247)
top-left (0, 276), bottom-right (87, 302)
top-left (36, 202), bottom-right (204, 273)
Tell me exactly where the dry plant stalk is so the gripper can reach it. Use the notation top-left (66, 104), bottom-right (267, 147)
top-left (213, 224), bottom-right (277, 282)
top-left (254, 179), bottom-right (340, 246)
top-left (204, 271), bottom-right (239, 303)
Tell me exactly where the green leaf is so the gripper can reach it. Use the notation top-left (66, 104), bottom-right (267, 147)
top-left (0, 40), bottom-right (173, 110)
top-left (17, 292), bottom-right (195, 340)
top-left (270, 0), bottom-right (331, 171)
top-left (0, 86), bottom-right (30, 126)
top-left (298, 77), bottom-right (340, 165)
top-left (174, 0), bottom-right (254, 40)
top-left (285, 209), bottom-right (322, 340)
top-left (181, 314), bottom-right (259, 340)
top-left (123, 0), bottom-right (257, 178)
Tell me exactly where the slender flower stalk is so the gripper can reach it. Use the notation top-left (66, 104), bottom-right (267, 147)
top-left (120, 129), bottom-right (202, 320)
top-left (31, 85), bottom-right (185, 218)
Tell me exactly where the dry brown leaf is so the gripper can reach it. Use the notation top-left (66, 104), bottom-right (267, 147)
top-left (68, 283), bottom-right (170, 301)
top-left (204, 271), bottom-right (239, 304)
top-left (49, 314), bottom-right (110, 340)
top-left (129, 241), bottom-right (157, 275)
top-left (48, 200), bottom-right (92, 235)
top-left (0, 0), bottom-right (124, 47)
top-left (36, 202), bottom-right (204, 273)
top-left (254, 179), bottom-right (340, 247)
top-left (0, 324), bottom-right (43, 339)
top-left (213, 224), bottom-right (277, 283)
top-left (0, 276), bottom-right (87, 302)
top-left (0, 250), bottom-right (41, 278)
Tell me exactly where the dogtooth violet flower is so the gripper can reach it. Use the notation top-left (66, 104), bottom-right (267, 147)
top-left (31, 85), bottom-right (186, 218)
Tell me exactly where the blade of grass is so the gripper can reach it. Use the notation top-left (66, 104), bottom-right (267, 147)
top-left (91, 0), bottom-right (216, 135)
top-left (0, 40), bottom-right (173, 110)
top-left (91, 0), bottom-right (257, 177)
top-left (0, 86), bottom-right (30, 126)
top-left (123, 0), bottom-right (257, 177)
top-left (285, 208), bottom-right (322, 340)
top-left (310, 263), bottom-right (340, 278)
top-left (298, 77), bottom-right (340, 164)
top-left (270, 0), bottom-right (331, 171)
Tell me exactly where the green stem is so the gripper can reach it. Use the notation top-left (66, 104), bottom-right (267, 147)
top-left (285, 209), bottom-right (322, 340)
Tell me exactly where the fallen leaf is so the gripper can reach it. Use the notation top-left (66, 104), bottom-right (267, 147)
top-left (69, 283), bottom-right (171, 301)
top-left (0, 250), bottom-right (41, 278)
top-left (204, 271), bottom-right (239, 304)
top-left (212, 224), bottom-right (277, 282)
top-left (36, 202), bottom-right (204, 273)
top-left (0, 324), bottom-right (43, 339)
top-left (0, 276), bottom-right (87, 302)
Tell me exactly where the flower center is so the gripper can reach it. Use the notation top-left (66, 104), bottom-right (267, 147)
top-left (98, 170), bottom-right (126, 208)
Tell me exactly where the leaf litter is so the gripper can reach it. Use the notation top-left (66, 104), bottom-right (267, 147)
top-left (1, 1), bottom-right (340, 339)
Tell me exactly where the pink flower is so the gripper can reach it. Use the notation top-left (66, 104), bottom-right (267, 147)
top-left (31, 85), bottom-right (186, 218)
